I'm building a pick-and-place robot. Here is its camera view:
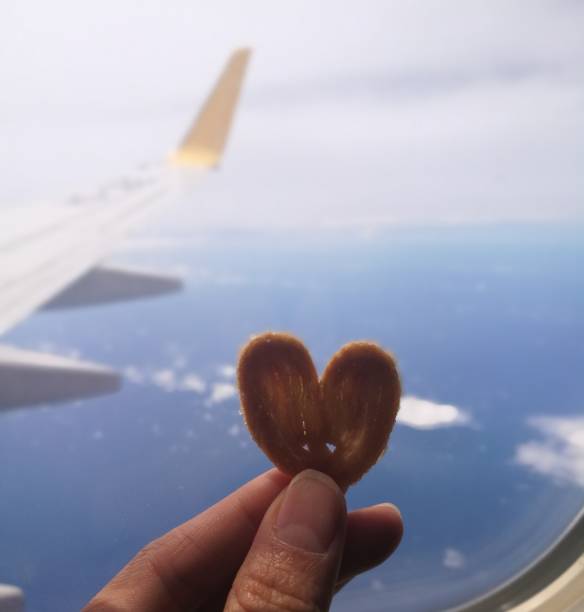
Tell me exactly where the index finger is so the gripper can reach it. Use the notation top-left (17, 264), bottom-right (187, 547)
top-left (84, 469), bottom-right (291, 612)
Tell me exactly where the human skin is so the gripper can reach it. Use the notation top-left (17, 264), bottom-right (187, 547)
top-left (84, 469), bottom-right (403, 612)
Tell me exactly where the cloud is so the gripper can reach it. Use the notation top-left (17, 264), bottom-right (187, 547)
top-left (124, 364), bottom-right (208, 395)
top-left (2, 1), bottom-right (582, 224)
top-left (227, 424), bottom-right (241, 437)
top-left (3, 1), bottom-right (582, 111)
top-left (123, 365), bottom-right (146, 384)
top-left (397, 396), bottom-right (471, 430)
top-left (515, 416), bottom-right (584, 488)
top-left (443, 548), bottom-right (466, 570)
top-left (151, 369), bottom-right (177, 392)
top-left (217, 364), bottom-right (236, 379)
top-left (127, 366), bottom-right (470, 431)
top-left (207, 382), bottom-right (238, 405)
top-left (251, 60), bottom-right (557, 109)
top-left (181, 374), bottom-right (206, 394)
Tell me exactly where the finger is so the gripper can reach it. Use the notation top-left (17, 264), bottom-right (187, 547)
top-left (190, 503), bottom-right (403, 612)
top-left (225, 469), bottom-right (346, 612)
top-left (84, 468), bottom-right (291, 612)
top-left (338, 503), bottom-right (403, 585)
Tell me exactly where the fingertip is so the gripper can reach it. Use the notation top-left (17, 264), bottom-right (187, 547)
top-left (341, 503), bottom-right (403, 579)
top-left (374, 501), bottom-right (402, 517)
top-left (370, 502), bottom-right (404, 543)
top-left (372, 502), bottom-right (404, 533)
top-left (263, 467), bottom-right (293, 487)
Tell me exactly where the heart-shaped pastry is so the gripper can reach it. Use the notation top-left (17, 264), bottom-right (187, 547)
top-left (237, 332), bottom-right (401, 489)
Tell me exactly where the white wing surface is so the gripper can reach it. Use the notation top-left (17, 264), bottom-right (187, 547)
top-left (0, 184), bottom-right (168, 336)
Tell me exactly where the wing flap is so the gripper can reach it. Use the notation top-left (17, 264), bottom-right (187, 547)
top-left (43, 264), bottom-right (183, 310)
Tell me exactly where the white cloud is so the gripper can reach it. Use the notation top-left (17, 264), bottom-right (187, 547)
top-left (217, 364), bottom-right (236, 379)
top-left (227, 424), bottom-right (241, 437)
top-left (181, 373), bottom-right (206, 394)
top-left (443, 548), bottom-right (466, 570)
top-left (123, 365), bottom-right (145, 384)
top-left (397, 396), bottom-right (471, 430)
top-left (151, 369), bottom-right (177, 392)
top-left (515, 416), bottom-right (584, 488)
top-left (207, 382), bottom-right (237, 405)
top-left (124, 364), bottom-right (207, 395)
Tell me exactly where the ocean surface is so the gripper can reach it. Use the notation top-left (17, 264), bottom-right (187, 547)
top-left (1, 225), bottom-right (583, 611)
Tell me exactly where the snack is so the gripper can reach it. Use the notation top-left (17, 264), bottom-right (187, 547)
top-left (237, 332), bottom-right (401, 489)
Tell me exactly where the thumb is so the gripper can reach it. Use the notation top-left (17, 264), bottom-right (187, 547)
top-left (225, 469), bottom-right (346, 612)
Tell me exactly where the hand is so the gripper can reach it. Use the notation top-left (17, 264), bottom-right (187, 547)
top-left (84, 469), bottom-right (403, 611)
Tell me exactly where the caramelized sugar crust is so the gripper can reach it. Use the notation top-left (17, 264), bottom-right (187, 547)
top-left (237, 332), bottom-right (401, 489)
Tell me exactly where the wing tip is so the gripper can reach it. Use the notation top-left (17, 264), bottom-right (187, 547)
top-left (171, 47), bottom-right (253, 169)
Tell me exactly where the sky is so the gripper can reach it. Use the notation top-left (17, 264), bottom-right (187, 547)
top-left (0, 1), bottom-right (583, 228)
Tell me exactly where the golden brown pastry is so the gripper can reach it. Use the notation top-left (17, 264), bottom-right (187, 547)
top-left (237, 332), bottom-right (401, 489)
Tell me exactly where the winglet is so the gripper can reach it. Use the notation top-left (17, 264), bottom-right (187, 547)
top-left (171, 48), bottom-right (251, 168)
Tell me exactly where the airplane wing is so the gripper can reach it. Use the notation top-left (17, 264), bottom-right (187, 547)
top-left (0, 48), bottom-right (251, 411)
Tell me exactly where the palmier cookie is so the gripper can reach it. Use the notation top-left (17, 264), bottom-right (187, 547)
top-left (237, 332), bottom-right (401, 489)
